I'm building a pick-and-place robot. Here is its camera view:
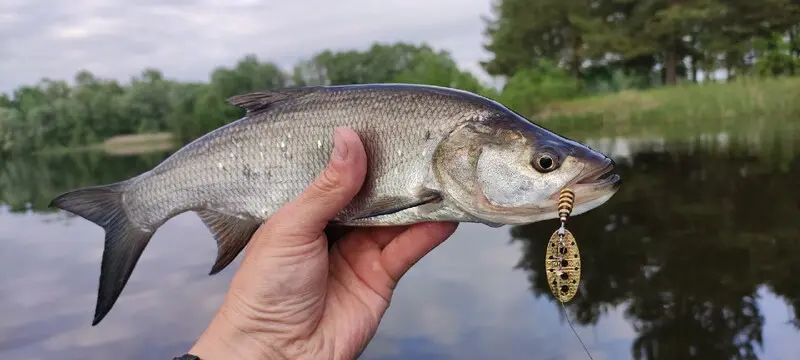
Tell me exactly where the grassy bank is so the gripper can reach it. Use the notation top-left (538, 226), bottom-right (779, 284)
top-left (35, 132), bottom-right (176, 156)
top-left (33, 77), bottom-right (800, 157)
top-left (534, 76), bottom-right (800, 139)
top-left (101, 132), bottom-right (176, 155)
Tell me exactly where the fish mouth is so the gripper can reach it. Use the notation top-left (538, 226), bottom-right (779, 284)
top-left (543, 157), bottom-right (620, 219)
top-left (550, 157), bottom-right (620, 204)
top-left (575, 158), bottom-right (620, 189)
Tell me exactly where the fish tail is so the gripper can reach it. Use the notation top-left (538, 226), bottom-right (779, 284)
top-left (49, 180), bottom-right (153, 326)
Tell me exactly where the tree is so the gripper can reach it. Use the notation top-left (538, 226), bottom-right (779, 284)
top-left (481, 0), bottom-right (598, 79)
top-left (481, 0), bottom-right (800, 85)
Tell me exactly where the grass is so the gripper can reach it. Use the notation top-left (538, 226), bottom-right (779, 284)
top-left (35, 132), bottom-right (176, 156)
top-left (33, 77), bottom-right (800, 157)
top-left (533, 76), bottom-right (800, 140)
top-left (101, 132), bottom-right (176, 155)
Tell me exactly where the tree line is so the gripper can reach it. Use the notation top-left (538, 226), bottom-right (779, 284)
top-left (0, 44), bottom-right (496, 154)
top-left (1, 0), bottom-right (799, 155)
top-left (483, 0), bottom-right (800, 84)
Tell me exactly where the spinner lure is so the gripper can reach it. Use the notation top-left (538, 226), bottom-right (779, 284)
top-left (545, 188), bottom-right (581, 302)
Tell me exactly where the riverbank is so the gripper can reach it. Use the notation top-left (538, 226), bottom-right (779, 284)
top-left (36, 76), bottom-right (800, 157)
top-left (35, 132), bottom-right (176, 156)
top-left (100, 132), bottom-right (176, 155)
top-left (534, 76), bottom-right (800, 139)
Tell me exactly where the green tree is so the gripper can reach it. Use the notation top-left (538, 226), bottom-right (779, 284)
top-left (481, 0), bottom-right (595, 79)
top-left (293, 42), bottom-right (449, 85)
top-left (163, 54), bottom-right (290, 143)
top-left (498, 59), bottom-right (581, 115)
top-left (482, 0), bottom-right (800, 85)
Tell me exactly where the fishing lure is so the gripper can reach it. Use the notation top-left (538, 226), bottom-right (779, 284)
top-left (545, 188), bottom-right (594, 360)
top-left (545, 188), bottom-right (581, 302)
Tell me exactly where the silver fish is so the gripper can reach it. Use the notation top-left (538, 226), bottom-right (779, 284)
top-left (50, 83), bottom-right (620, 325)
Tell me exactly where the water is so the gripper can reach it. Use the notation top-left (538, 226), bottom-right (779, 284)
top-left (2, 127), bottom-right (800, 360)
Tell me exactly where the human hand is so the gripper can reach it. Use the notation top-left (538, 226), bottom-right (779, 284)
top-left (188, 127), bottom-right (459, 360)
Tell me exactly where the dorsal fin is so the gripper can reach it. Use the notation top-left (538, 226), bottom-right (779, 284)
top-left (226, 87), bottom-right (318, 115)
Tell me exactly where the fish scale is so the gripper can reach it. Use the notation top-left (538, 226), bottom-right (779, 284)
top-left (49, 83), bottom-right (620, 326)
top-left (130, 89), bottom-right (458, 225)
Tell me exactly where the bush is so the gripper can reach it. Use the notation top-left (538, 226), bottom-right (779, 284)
top-left (498, 60), bottom-right (581, 115)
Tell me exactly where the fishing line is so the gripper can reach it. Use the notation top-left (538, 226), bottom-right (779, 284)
top-left (558, 300), bottom-right (594, 360)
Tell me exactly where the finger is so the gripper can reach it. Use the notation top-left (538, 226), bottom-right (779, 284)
top-left (337, 225), bottom-right (409, 250)
top-left (329, 225), bottom-right (410, 305)
top-left (380, 222), bottom-right (458, 287)
top-left (266, 127), bottom-right (368, 242)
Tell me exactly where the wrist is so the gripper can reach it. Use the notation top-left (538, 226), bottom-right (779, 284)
top-left (189, 308), bottom-right (287, 360)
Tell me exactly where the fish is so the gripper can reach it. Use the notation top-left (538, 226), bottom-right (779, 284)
top-left (49, 83), bottom-right (621, 325)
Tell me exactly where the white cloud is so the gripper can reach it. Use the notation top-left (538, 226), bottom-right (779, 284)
top-left (0, 0), bottom-right (497, 93)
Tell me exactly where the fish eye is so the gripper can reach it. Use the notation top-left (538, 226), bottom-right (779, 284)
top-left (539, 156), bottom-right (553, 169)
top-left (532, 151), bottom-right (559, 172)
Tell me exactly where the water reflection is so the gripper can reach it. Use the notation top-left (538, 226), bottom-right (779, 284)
top-left (0, 151), bottom-right (170, 213)
top-left (511, 130), bottom-right (800, 360)
top-left (0, 128), bottom-right (799, 359)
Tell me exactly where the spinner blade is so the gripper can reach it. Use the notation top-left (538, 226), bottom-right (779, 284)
top-left (545, 229), bottom-right (581, 302)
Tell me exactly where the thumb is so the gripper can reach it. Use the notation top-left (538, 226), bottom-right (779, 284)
top-left (266, 127), bottom-right (367, 242)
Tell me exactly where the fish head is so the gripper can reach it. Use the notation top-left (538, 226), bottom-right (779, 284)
top-left (433, 114), bottom-right (620, 225)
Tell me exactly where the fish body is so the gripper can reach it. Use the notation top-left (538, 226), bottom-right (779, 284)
top-left (50, 83), bottom-right (621, 325)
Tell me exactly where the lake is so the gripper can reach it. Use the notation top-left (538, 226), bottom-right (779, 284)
top-left (2, 124), bottom-right (800, 360)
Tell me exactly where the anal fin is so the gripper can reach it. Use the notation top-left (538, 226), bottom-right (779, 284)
top-left (196, 210), bottom-right (262, 275)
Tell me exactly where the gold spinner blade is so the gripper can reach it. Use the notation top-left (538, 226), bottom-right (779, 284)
top-left (545, 229), bottom-right (581, 302)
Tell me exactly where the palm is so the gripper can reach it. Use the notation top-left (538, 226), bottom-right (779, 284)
top-left (190, 129), bottom-right (459, 360)
top-left (315, 224), bottom-right (457, 358)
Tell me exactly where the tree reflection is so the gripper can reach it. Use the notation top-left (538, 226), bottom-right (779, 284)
top-left (0, 151), bottom-right (169, 213)
top-left (510, 133), bottom-right (800, 360)
top-left (2, 130), bottom-right (800, 359)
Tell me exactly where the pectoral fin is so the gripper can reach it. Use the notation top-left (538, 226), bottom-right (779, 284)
top-left (351, 192), bottom-right (442, 221)
top-left (325, 193), bottom-right (442, 248)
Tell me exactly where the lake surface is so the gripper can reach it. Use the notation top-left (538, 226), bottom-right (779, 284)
top-left (2, 126), bottom-right (800, 360)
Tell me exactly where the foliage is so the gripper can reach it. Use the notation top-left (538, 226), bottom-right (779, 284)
top-left (2, 1), bottom-right (800, 154)
top-left (534, 76), bottom-right (800, 139)
top-left (496, 60), bottom-right (582, 115)
top-left (482, 0), bottom-right (800, 84)
top-left (751, 27), bottom-right (800, 76)
top-left (0, 43), bottom-right (491, 153)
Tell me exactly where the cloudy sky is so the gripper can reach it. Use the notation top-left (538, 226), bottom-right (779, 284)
top-left (0, 0), bottom-right (498, 93)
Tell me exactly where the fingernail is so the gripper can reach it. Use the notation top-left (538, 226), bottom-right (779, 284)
top-left (332, 128), bottom-right (349, 161)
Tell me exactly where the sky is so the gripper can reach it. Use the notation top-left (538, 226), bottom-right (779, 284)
top-left (0, 0), bottom-right (499, 93)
